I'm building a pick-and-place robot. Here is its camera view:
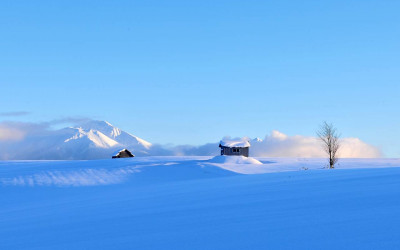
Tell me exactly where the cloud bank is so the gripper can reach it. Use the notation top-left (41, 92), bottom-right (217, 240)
top-left (0, 120), bottom-right (382, 160)
top-left (248, 130), bottom-right (381, 158)
top-left (0, 121), bottom-right (48, 141)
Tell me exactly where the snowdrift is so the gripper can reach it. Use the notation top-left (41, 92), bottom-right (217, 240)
top-left (208, 155), bottom-right (262, 165)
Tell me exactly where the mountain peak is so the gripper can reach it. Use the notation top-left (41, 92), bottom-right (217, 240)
top-left (70, 119), bottom-right (152, 150)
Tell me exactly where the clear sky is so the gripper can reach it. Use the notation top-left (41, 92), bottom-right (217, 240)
top-left (1, 0), bottom-right (399, 156)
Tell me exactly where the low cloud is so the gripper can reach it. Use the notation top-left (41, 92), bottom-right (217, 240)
top-left (0, 121), bottom-right (50, 142)
top-left (0, 121), bottom-right (50, 140)
top-left (249, 130), bottom-right (382, 158)
top-left (0, 111), bottom-right (30, 117)
top-left (0, 117), bottom-right (92, 142)
top-left (0, 126), bottom-right (26, 141)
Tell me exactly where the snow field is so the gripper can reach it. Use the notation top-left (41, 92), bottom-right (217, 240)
top-left (1, 157), bottom-right (400, 249)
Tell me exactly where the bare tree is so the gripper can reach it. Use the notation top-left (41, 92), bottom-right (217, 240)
top-left (317, 121), bottom-right (340, 169)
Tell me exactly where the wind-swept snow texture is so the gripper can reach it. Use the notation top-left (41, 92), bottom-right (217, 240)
top-left (1, 157), bottom-right (400, 249)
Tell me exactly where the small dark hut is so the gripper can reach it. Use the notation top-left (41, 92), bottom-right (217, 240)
top-left (112, 149), bottom-right (134, 158)
top-left (219, 139), bottom-right (250, 157)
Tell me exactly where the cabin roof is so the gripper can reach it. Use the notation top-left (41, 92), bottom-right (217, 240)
top-left (112, 148), bottom-right (134, 157)
top-left (219, 139), bottom-right (250, 148)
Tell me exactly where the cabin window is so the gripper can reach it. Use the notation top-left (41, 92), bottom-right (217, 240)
top-left (232, 148), bottom-right (240, 153)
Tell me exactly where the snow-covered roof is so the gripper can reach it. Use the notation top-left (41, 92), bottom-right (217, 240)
top-left (219, 139), bottom-right (250, 148)
top-left (112, 148), bottom-right (133, 156)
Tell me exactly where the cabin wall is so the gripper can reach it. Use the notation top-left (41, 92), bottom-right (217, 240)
top-left (220, 146), bottom-right (249, 157)
top-left (119, 152), bottom-right (131, 158)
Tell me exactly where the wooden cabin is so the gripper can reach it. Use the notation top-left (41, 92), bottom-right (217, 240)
top-left (112, 149), bottom-right (134, 158)
top-left (219, 139), bottom-right (250, 157)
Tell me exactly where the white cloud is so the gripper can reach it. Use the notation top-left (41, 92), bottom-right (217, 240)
top-left (249, 131), bottom-right (382, 158)
top-left (339, 137), bottom-right (382, 158)
top-left (0, 125), bottom-right (26, 141)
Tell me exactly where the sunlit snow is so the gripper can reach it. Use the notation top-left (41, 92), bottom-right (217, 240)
top-left (2, 157), bottom-right (400, 249)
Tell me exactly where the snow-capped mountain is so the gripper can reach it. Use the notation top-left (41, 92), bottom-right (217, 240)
top-left (64, 127), bottom-right (120, 148)
top-left (0, 120), bottom-right (153, 160)
top-left (65, 120), bottom-right (152, 150)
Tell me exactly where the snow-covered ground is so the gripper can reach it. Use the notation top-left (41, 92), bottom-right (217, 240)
top-left (1, 157), bottom-right (400, 249)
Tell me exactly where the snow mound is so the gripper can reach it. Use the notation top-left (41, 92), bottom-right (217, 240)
top-left (208, 155), bottom-right (262, 165)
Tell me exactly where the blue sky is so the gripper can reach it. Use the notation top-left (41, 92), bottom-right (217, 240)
top-left (1, 0), bottom-right (399, 156)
